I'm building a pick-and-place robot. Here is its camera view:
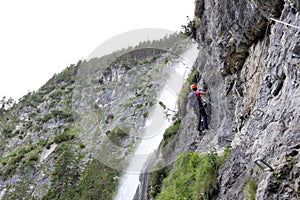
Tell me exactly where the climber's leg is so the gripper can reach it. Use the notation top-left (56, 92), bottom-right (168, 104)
top-left (200, 108), bottom-right (208, 130)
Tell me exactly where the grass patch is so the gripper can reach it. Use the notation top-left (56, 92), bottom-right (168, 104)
top-left (161, 120), bottom-right (181, 147)
top-left (156, 147), bottom-right (230, 199)
top-left (243, 178), bottom-right (257, 200)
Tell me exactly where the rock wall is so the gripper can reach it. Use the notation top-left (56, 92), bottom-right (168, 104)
top-left (171, 0), bottom-right (300, 199)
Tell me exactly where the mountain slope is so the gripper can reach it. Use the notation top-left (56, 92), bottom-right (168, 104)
top-left (0, 34), bottom-right (191, 199)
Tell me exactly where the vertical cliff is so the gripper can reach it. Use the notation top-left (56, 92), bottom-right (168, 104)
top-left (176, 0), bottom-right (299, 199)
top-left (145, 0), bottom-right (300, 199)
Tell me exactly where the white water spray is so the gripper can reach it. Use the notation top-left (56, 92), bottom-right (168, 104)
top-left (114, 45), bottom-right (198, 200)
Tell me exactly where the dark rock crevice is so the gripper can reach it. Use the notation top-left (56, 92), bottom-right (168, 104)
top-left (196, 0), bottom-right (284, 75)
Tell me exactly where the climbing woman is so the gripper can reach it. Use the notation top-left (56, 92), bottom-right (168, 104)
top-left (188, 84), bottom-right (208, 131)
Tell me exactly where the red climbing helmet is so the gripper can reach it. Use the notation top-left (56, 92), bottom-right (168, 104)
top-left (190, 84), bottom-right (197, 90)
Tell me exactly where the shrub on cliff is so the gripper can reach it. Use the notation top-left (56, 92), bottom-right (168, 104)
top-left (156, 147), bottom-right (230, 199)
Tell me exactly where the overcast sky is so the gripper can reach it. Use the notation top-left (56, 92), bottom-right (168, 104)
top-left (0, 0), bottom-right (195, 100)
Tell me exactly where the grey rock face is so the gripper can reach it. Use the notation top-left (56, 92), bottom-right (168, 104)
top-left (159, 0), bottom-right (300, 199)
top-left (196, 0), bottom-right (284, 75)
top-left (179, 0), bottom-right (300, 199)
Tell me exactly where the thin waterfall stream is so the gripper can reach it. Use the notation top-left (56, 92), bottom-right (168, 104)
top-left (114, 45), bottom-right (198, 200)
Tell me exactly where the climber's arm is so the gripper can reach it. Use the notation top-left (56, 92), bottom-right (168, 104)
top-left (199, 91), bottom-right (206, 95)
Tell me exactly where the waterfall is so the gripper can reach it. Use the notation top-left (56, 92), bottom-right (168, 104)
top-left (114, 45), bottom-right (198, 200)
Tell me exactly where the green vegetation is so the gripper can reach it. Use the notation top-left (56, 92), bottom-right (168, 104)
top-left (180, 16), bottom-right (197, 39)
top-left (136, 103), bottom-right (143, 109)
top-left (286, 156), bottom-right (296, 166)
top-left (30, 93), bottom-right (45, 104)
top-left (0, 144), bottom-right (40, 180)
top-left (55, 65), bottom-right (77, 85)
top-left (272, 170), bottom-right (282, 185)
top-left (127, 141), bottom-right (135, 152)
top-left (187, 69), bottom-right (201, 85)
top-left (43, 144), bottom-right (82, 200)
top-left (49, 89), bottom-right (64, 100)
top-left (0, 123), bottom-right (15, 138)
top-left (243, 178), bottom-right (257, 200)
top-left (0, 126), bottom-right (78, 181)
top-left (156, 148), bottom-right (230, 200)
top-left (161, 120), bottom-right (181, 147)
top-left (106, 126), bottom-right (129, 146)
top-left (39, 64), bottom-right (77, 97)
top-left (36, 126), bottom-right (77, 149)
top-left (53, 126), bottom-right (77, 144)
top-left (143, 111), bottom-right (149, 118)
top-left (0, 96), bottom-right (15, 110)
top-left (36, 113), bottom-right (52, 123)
top-left (0, 104), bottom-right (19, 138)
top-left (36, 110), bottom-right (73, 123)
top-left (30, 124), bottom-right (43, 132)
top-left (149, 162), bottom-right (169, 198)
top-left (43, 155), bottom-right (120, 200)
top-left (158, 101), bottom-right (178, 121)
top-left (76, 159), bottom-right (120, 200)
top-left (4, 175), bottom-right (33, 200)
